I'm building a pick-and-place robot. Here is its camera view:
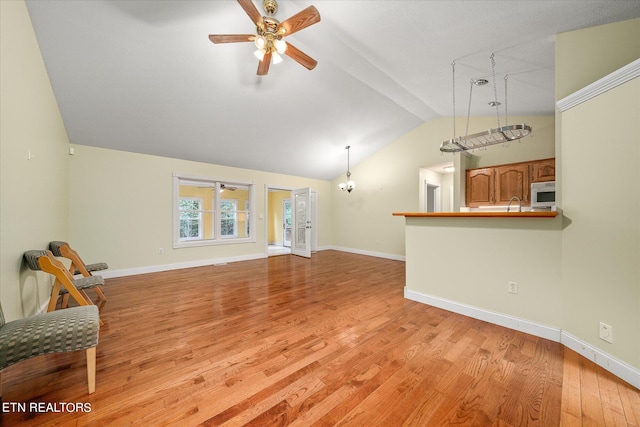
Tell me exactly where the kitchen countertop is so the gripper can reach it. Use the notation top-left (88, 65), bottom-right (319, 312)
top-left (392, 211), bottom-right (559, 218)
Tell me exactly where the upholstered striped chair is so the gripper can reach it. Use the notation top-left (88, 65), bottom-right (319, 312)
top-left (23, 250), bottom-right (104, 314)
top-left (49, 241), bottom-right (108, 302)
top-left (0, 302), bottom-right (99, 395)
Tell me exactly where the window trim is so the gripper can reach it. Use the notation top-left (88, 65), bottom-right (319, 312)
top-left (173, 172), bottom-right (256, 248)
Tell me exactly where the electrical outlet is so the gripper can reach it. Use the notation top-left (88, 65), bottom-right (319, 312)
top-left (508, 281), bottom-right (518, 294)
top-left (599, 322), bottom-right (613, 343)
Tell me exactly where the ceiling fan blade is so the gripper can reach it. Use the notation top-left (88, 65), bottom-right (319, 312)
top-left (237, 0), bottom-right (263, 26)
top-left (257, 51), bottom-right (272, 76)
top-left (278, 5), bottom-right (321, 37)
top-left (209, 34), bottom-right (254, 44)
top-left (284, 42), bottom-right (317, 70)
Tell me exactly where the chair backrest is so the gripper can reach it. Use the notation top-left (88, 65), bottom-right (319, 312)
top-left (49, 241), bottom-right (91, 277)
top-left (24, 250), bottom-right (75, 283)
top-left (24, 249), bottom-right (49, 271)
top-left (49, 241), bottom-right (69, 257)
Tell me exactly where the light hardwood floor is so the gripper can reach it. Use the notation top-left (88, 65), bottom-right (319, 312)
top-left (2, 251), bottom-right (639, 426)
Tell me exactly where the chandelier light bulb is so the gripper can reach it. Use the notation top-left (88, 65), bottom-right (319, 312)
top-left (254, 36), bottom-right (266, 49)
top-left (254, 48), bottom-right (266, 61)
top-left (274, 39), bottom-right (287, 54)
top-left (272, 51), bottom-right (283, 64)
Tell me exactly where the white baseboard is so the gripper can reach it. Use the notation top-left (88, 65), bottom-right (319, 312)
top-left (405, 288), bottom-right (640, 390)
top-left (100, 253), bottom-right (266, 279)
top-left (404, 288), bottom-right (561, 341)
top-left (327, 246), bottom-right (406, 262)
top-left (561, 331), bottom-right (640, 390)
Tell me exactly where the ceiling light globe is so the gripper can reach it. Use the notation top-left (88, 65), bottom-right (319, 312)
top-left (272, 51), bottom-right (283, 64)
top-left (254, 48), bottom-right (266, 61)
top-left (274, 39), bottom-right (287, 54)
top-left (254, 36), bottom-right (266, 49)
top-left (339, 183), bottom-right (346, 191)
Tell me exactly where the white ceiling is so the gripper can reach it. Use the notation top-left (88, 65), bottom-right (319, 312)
top-left (25, 1), bottom-right (640, 180)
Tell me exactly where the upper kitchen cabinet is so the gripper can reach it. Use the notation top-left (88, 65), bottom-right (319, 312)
top-left (531, 158), bottom-right (556, 182)
top-left (466, 168), bottom-right (495, 206)
top-left (465, 158), bottom-right (555, 207)
top-left (496, 163), bottom-right (530, 204)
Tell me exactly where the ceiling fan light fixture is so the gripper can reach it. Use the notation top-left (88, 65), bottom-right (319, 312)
top-left (272, 50), bottom-right (283, 64)
top-left (254, 48), bottom-right (266, 61)
top-left (274, 39), bottom-right (287, 54)
top-left (254, 35), bottom-right (266, 49)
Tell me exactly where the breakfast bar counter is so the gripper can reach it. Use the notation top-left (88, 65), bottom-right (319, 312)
top-left (395, 208), bottom-right (564, 340)
top-left (392, 211), bottom-right (558, 218)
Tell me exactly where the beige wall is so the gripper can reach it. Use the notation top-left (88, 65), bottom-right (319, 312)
top-left (0, 0), bottom-right (71, 321)
top-left (67, 145), bottom-right (331, 273)
top-left (555, 18), bottom-right (640, 101)
top-left (405, 216), bottom-right (563, 327)
top-left (561, 78), bottom-right (640, 368)
top-left (331, 115), bottom-right (555, 257)
top-left (556, 17), bottom-right (640, 371)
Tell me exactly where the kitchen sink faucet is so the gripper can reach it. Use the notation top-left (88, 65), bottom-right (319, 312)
top-left (507, 196), bottom-right (522, 212)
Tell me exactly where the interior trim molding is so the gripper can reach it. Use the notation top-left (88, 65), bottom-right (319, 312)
top-left (557, 58), bottom-right (640, 112)
top-left (405, 288), bottom-right (640, 390)
top-left (328, 246), bottom-right (406, 262)
top-left (100, 253), bottom-right (266, 279)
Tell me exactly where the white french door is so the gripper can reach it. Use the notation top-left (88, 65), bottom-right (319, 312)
top-left (291, 187), bottom-right (311, 258)
top-left (282, 198), bottom-right (292, 247)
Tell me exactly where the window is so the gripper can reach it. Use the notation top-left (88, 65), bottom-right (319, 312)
top-left (173, 173), bottom-right (255, 248)
top-left (220, 199), bottom-right (237, 238)
top-left (179, 198), bottom-right (203, 240)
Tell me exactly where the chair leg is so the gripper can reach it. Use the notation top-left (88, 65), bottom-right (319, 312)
top-left (94, 285), bottom-right (107, 302)
top-left (1, 369), bottom-right (3, 398)
top-left (86, 347), bottom-right (96, 394)
top-left (61, 293), bottom-right (70, 309)
top-left (48, 282), bottom-right (62, 312)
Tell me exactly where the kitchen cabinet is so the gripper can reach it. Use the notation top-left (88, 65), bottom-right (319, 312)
top-left (531, 158), bottom-right (556, 182)
top-left (465, 158), bottom-right (554, 207)
top-left (496, 163), bottom-right (530, 204)
top-left (466, 168), bottom-right (495, 206)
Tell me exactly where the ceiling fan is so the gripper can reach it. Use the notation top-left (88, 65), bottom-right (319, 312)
top-left (209, 0), bottom-right (321, 76)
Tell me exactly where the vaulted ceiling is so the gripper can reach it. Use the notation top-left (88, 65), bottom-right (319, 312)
top-left (25, 1), bottom-right (640, 180)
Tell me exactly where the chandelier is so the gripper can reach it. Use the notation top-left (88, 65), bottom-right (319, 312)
top-left (338, 146), bottom-right (355, 193)
top-left (440, 54), bottom-right (532, 153)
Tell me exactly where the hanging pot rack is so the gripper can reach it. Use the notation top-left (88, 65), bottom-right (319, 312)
top-left (440, 54), bottom-right (532, 153)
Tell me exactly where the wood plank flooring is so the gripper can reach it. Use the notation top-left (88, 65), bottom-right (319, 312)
top-left (1, 250), bottom-right (638, 426)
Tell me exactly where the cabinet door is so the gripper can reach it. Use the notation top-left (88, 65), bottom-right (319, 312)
top-left (466, 168), bottom-right (495, 206)
top-left (532, 159), bottom-right (556, 182)
top-left (495, 164), bottom-right (530, 205)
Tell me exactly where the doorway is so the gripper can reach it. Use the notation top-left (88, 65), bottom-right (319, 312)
top-left (426, 183), bottom-right (441, 212)
top-left (265, 186), bottom-right (317, 258)
top-left (267, 188), bottom-right (292, 256)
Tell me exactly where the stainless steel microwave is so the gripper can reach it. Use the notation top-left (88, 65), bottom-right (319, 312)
top-left (531, 181), bottom-right (556, 208)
